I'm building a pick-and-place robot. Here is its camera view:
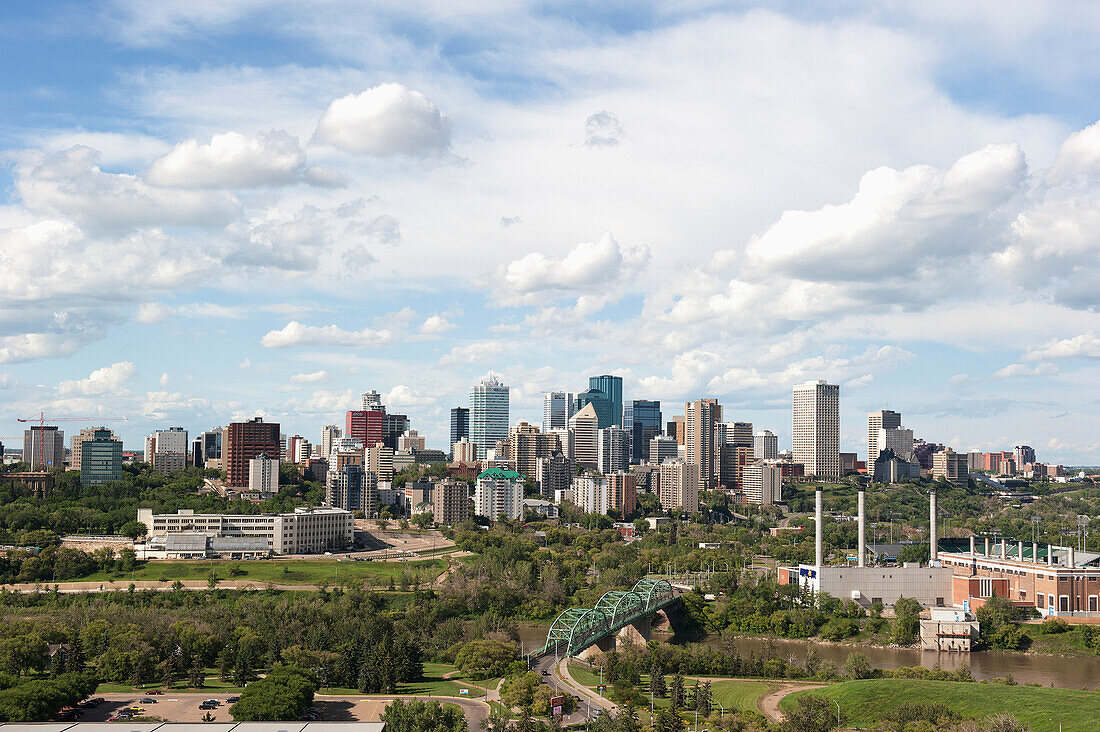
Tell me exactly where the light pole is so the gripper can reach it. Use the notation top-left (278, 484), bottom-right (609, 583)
top-left (834, 700), bottom-right (840, 725)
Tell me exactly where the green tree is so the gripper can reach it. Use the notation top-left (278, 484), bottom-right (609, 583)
top-left (229, 667), bottom-right (317, 721)
top-left (653, 708), bottom-right (686, 732)
top-left (649, 665), bottom-right (666, 698)
top-left (118, 521), bottom-right (147, 540)
top-left (188, 655), bottom-right (204, 688)
top-left (780, 694), bottom-right (840, 732)
top-left (381, 698), bottom-right (468, 732)
top-left (669, 672), bottom-right (685, 711)
top-left (844, 652), bottom-right (872, 680)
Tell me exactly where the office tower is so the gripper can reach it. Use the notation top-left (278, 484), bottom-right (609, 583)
top-left (658, 459), bottom-right (700, 512)
top-left (754, 430), bottom-right (778, 461)
top-left (398, 430), bottom-right (426, 452)
top-left (719, 444), bottom-right (752, 491)
top-left (286, 435), bottom-right (310, 464)
top-left (470, 374), bottom-right (509, 460)
top-left (345, 409), bottom-right (384, 448)
top-left (147, 426), bottom-right (188, 474)
top-left (607, 472), bottom-right (638, 516)
top-left (504, 423), bottom-right (561, 478)
top-left (649, 436), bottom-right (678, 465)
top-left (573, 388), bottom-right (613, 430)
top-left (473, 467), bottom-right (524, 521)
top-left (200, 429), bottom-right (223, 464)
top-left (685, 399), bottom-right (722, 490)
top-left (23, 426), bottom-right (64, 471)
top-left (382, 413), bottom-right (409, 450)
top-left (624, 400), bottom-right (662, 463)
top-left (571, 475), bottom-right (608, 514)
top-left (321, 425), bottom-right (341, 460)
top-left (933, 449), bottom-right (969, 487)
top-left (80, 428), bottom-right (122, 486)
top-left (449, 408), bottom-right (469, 457)
top-left (362, 390), bottom-right (384, 411)
top-left (792, 381), bottom-right (840, 478)
top-left (1015, 445), bottom-right (1036, 467)
top-left (867, 409), bottom-right (902, 466)
top-left (719, 422), bottom-right (753, 448)
top-left (742, 462), bottom-right (782, 505)
top-left (878, 427), bottom-right (914, 462)
top-left (226, 417), bottom-right (281, 488)
top-left (452, 437), bottom-right (477, 463)
top-left (326, 463), bottom-right (378, 517)
top-left (71, 427), bottom-right (107, 470)
top-left (542, 392), bottom-right (574, 432)
top-left (569, 403), bottom-right (599, 469)
top-left (248, 454), bottom-right (279, 496)
top-left (536, 453), bottom-right (572, 499)
top-left (432, 479), bottom-right (470, 525)
top-left (667, 416), bottom-right (685, 445)
top-left (190, 437), bottom-right (203, 467)
top-left (597, 426), bottom-right (631, 475)
top-left (367, 444), bottom-right (395, 482)
top-left (589, 375), bottom-right (623, 427)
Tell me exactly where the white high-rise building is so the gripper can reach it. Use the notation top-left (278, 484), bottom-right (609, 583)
top-left (657, 459), bottom-right (700, 512)
top-left (569, 403), bottom-right (599, 469)
top-left (470, 374), bottom-right (509, 460)
top-left (753, 430), bottom-right (778, 461)
top-left (542, 391), bottom-right (575, 432)
top-left (248, 454), bottom-right (279, 497)
top-left (362, 390), bottom-right (385, 411)
top-left (597, 426), bottom-right (631, 475)
top-left (147, 427), bottom-right (189, 475)
top-left (742, 461), bottom-right (781, 505)
top-left (473, 467), bottom-right (524, 521)
top-left (867, 410), bottom-right (902, 466)
top-left (397, 430), bottom-right (426, 452)
top-left (573, 475), bottom-right (609, 515)
top-left (792, 381), bottom-right (840, 478)
top-left (320, 425), bottom-right (341, 462)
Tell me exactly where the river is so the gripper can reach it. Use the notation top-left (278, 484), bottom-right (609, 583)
top-left (517, 624), bottom-right (1100, 689)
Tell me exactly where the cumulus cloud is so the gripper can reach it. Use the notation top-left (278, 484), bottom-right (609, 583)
top-left (584, 111), bottom-right (625, 147)
top-left (1024, 333), bottom-right (1100, 361)
top-left (313, 83), bottom-right (452, 156)
top-left (1047, 119), bottom-right (1100, 184)
top-left (419, 314), bottom-right (455, 336)
top-left (261, 320), bottom-right (393, 348)
top-left (148, 130), bottom-right (337, 189)
top-left (290, 369), bottom-right (329, 383)
top-left (57, 361), bottom-right (136, 395)
top-left (493, 232), bottom-right (650, 306)
top-left (439, 341), bottom-right (508, 366)
top-left (994, 362), bottom-right (1058, 378)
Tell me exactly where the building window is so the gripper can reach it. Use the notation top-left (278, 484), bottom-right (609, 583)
top-left (1090, 596), bottom-right (1098, 612)
top-left (1059, 595), bottom-right (1069, 612)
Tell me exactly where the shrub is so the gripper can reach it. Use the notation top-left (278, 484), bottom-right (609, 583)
top-left (1039, 617), bottom-right (1070, 634)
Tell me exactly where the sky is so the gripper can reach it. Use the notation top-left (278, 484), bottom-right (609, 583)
top-left (2, 1), bottom-right (1100, 463)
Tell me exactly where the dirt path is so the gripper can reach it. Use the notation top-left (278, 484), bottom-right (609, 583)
top-left (758, 683), bottom-right (822, 721)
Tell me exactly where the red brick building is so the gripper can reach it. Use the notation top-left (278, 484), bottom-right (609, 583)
top-left (225, 417), bottom-right (280, 488)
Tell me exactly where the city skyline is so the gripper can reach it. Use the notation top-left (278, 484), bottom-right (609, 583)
top-left (2, 4), bottom-right (1100, 463)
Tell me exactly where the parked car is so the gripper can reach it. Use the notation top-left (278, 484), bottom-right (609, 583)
top-left (203, 699), bottom-right (220, 705)
top-left (140, 698), bottom-right (157, 704)
top-left (145, 690), bottom-right (163, 695)
top-left (226, 696), bottom-right (240, 702)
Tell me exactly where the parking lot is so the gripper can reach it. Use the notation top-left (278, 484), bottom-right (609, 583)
top-left (76, 694), bottom-right (439, 723)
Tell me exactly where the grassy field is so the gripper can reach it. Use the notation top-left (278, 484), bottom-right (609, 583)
top-left (782, 679), bottom-right (1100, 731)
top-left (709, 680), bottom-right (777, 713)
top-left (71, 558), bottom-right (444, 586)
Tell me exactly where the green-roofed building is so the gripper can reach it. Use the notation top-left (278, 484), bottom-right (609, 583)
top-left (475, 467), bottom-right (525, 521)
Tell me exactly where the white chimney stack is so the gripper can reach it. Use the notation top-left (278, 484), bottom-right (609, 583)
top-left (857, 488), bottom-right (866, 568)
top-left (929, 488), bottom-right (938, 562)
top-left (815, 488), bottom-right (824, 570)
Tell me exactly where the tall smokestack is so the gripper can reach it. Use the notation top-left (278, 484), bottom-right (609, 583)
top-left (815, 488), bottom-right (824, 569)
top-left (969, 536), bottom-right (975, 555)
top-left (1033, 542), bottom-right (1038, 564)
top-left (1018, 540), bottom-right (1024, 561)
top-left (929, 488), bottom-right (938, 563)
top-left (1069, 546), bottom-right (1075, 568)
top-left (857, 488), bottom-right (866, 568)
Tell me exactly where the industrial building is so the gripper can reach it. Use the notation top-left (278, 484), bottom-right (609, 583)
top-left (137, 506), bottom-right (353, 555)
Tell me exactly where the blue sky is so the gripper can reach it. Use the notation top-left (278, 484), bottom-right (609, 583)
top-left (2, 1), bottom-right (1100, 463)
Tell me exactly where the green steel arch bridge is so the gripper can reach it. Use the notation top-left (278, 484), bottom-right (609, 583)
top-left (532, 578), bottom-right (678, 658)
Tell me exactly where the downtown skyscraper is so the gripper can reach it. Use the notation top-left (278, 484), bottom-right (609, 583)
top-left (469, 374), bottom-right (509, 460)
top-left (792, 380), bottom-right (840, 478)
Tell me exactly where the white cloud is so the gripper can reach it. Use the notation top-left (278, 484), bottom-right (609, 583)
top-left (419, 314), bottom-right (455, 336)
top-left (1047, 119), bottom-right (1100, 184)
top-left (290, 369), bottom-right (329, 383)
top-left (583, 111), bottom-right (625, 147)
top-left (159, 372), bottom-right (169, 386)
top-left (238, 358), bottom-right (251, 369)
top-left (148, 130), bottom-right (335, 188)
top-left (1024, 333), bottom-right (1100, 361)
top-left (136, 302), bottom-right (170, 324)
top-left (439, 341), bottom-right (508, 366)
top-left (261, 320), bottom-right (394, 348)
top-left (57, 361), bottom-right (136, 396)
top-left (993, 362), bottom-right (1058, 378)
top-left (384, 384), bottom-right (436, 408)
top-left (313, 83), bottom-right (452, 156)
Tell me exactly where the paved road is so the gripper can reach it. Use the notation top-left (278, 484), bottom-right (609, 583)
top-left (529, 653), bottom-right (616, 726)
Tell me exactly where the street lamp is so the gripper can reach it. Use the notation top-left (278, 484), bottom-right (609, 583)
top-left (834, 700), bottom-right (841, 725)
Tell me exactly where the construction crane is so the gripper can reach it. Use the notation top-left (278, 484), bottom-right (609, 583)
top-left (16, 414), bottom-right (128, 470)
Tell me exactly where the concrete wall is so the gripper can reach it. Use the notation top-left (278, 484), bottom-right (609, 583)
top-left (800, 565), bottom-right (955, 607)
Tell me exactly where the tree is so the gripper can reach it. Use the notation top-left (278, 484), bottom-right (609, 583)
top-left (189, 655), bottom-right (204, 688)
top-left (229, 667), bottom-right (317, 721)
top-left (381, 698), bottom-right (468, 732)
top-left (453, 640), bottom-right (518, 680)
top-left (780, 695), bottom-right (840, 732)
top-left (649, 665), bottom-right (666, 698)
top-left (695, 680), bottom-right (712, 717)
top-left (669, 672), bottom-right (685, 711)
top-left (614, 705), bottom-right (641, 732)
top-left (844, 652), bottom-right (872, 680)
top-left (501, 672), bottom-right (542, 713)
top-left (118, 521), bottom-right (147, 540)
top-left (653, 708), bottom-right (686, 732)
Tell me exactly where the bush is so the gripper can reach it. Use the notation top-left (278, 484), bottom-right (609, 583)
top-left (884, 701), bottom-right (959, 730)
top-left (229, 666), bottom-right (317, 721)
top-left (1039, 617), bottom-right (1070, 634)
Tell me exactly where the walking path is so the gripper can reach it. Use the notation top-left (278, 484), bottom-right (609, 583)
top-left (757, 683), bottom-right (822, 721)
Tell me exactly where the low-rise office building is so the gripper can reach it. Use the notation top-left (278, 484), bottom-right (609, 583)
top-left (137, 506), bottom-right (353, 555)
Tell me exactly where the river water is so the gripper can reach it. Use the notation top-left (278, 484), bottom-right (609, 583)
top-left (517, 625), bottom-right (1100, 689)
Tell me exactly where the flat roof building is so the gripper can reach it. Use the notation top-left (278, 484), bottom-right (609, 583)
top-left (137, 506), bottom-right (352, 555)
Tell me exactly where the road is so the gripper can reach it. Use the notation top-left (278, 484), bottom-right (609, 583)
top-left (529, 653), bottom-right (616, 726)
top-left (79, 692), bottom-right (488, 726)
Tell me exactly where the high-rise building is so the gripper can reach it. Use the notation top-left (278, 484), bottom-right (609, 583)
top-left (742, 461), bottom-right (782, 505)
top-left (878, 427), bottom-right (914, 462)
top-left (25, 425), bottom-right (65, 471)
top-left (398, 430), bottom-right (426, 452)
top-left (573, 475), bottom-right (609, 515)
top-left (933, 449), bottom-right (969, 487)
top-left (867, 410), bottom-right (902, 466)
top-left (367, 444), bottom-right (395, 482)
top-left (1015, 445), bottom-right (1036, 467)
top-left (597, 426), bottom-right (631, 475)
top-left (382, 413), bottom-right (409, 450)
top-left (500, 423), bottom-right (560, 478)
top-left (569, 402), bottom-right (599, 469)
top-left (226, 417), bottom-right (281, 488)
top-left (449, 408), bottom-right (469, 457)
top-left (753, 430), bottom-right (778, 461)
top-left (470, 374), bottom-right (509, 460)
top-left (542, 392), bottom-right (574, 432)
top-left (667, 416), bottom-right (685, 445)
top-left (71, 427), bottom-right (109, 470)
top-left (624, 400), bottom-right (662, 463)
top-left (248, 454), bottom-right (279, 496)
top-left (452, 437), bottom-right (478, 463)
top-left (719, 422), bottom-right (753, 448)
top-left (286, 435), bottom-right (311, 464)
top-left (146, 427), bottom-right (188, 475)
top-left (199, 428), bottom-right (223, 469)
top-left (432, 479), bottom-right (469, 525)
top-left (658, 460), bottom-right (700, 512)
top-left (719, 444), bottom-right (752, 491)
top-left (685, 399), bottom-right (722, 490)
top-left (473, 467), bottom-right (524, 521)
top-left (345, 409), bottom-right (384, 448)
top-left (536, 453), bottom-right (572, 499)
top-left (80, 428), bottom-right (122, 486)
top-left (607, 472), bottom-right (638, 516)
top-left (792, 381), bottom-right (840, 478)
top-left (574, 388), bottom-right (614, 430)
top-left (326, 463), bottom-right (378, 517)
top-left (649, 437), bottom-right (678, 465)
top-left (321, 425), bottom-right (341, 460)
top-left (362, 390), bottom-right (385, 411)
top-left (589, 375), bottom-right (623, 427)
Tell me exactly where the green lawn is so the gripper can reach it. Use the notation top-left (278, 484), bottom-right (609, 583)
top-left (72, 558), bottom-right (443, 587)
top-left (709, 680), bottom-right (777, 713)
top-left (568, 663), bottom-right (603, 688)
top-left (782, 679), bottom-right (1100, 731)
